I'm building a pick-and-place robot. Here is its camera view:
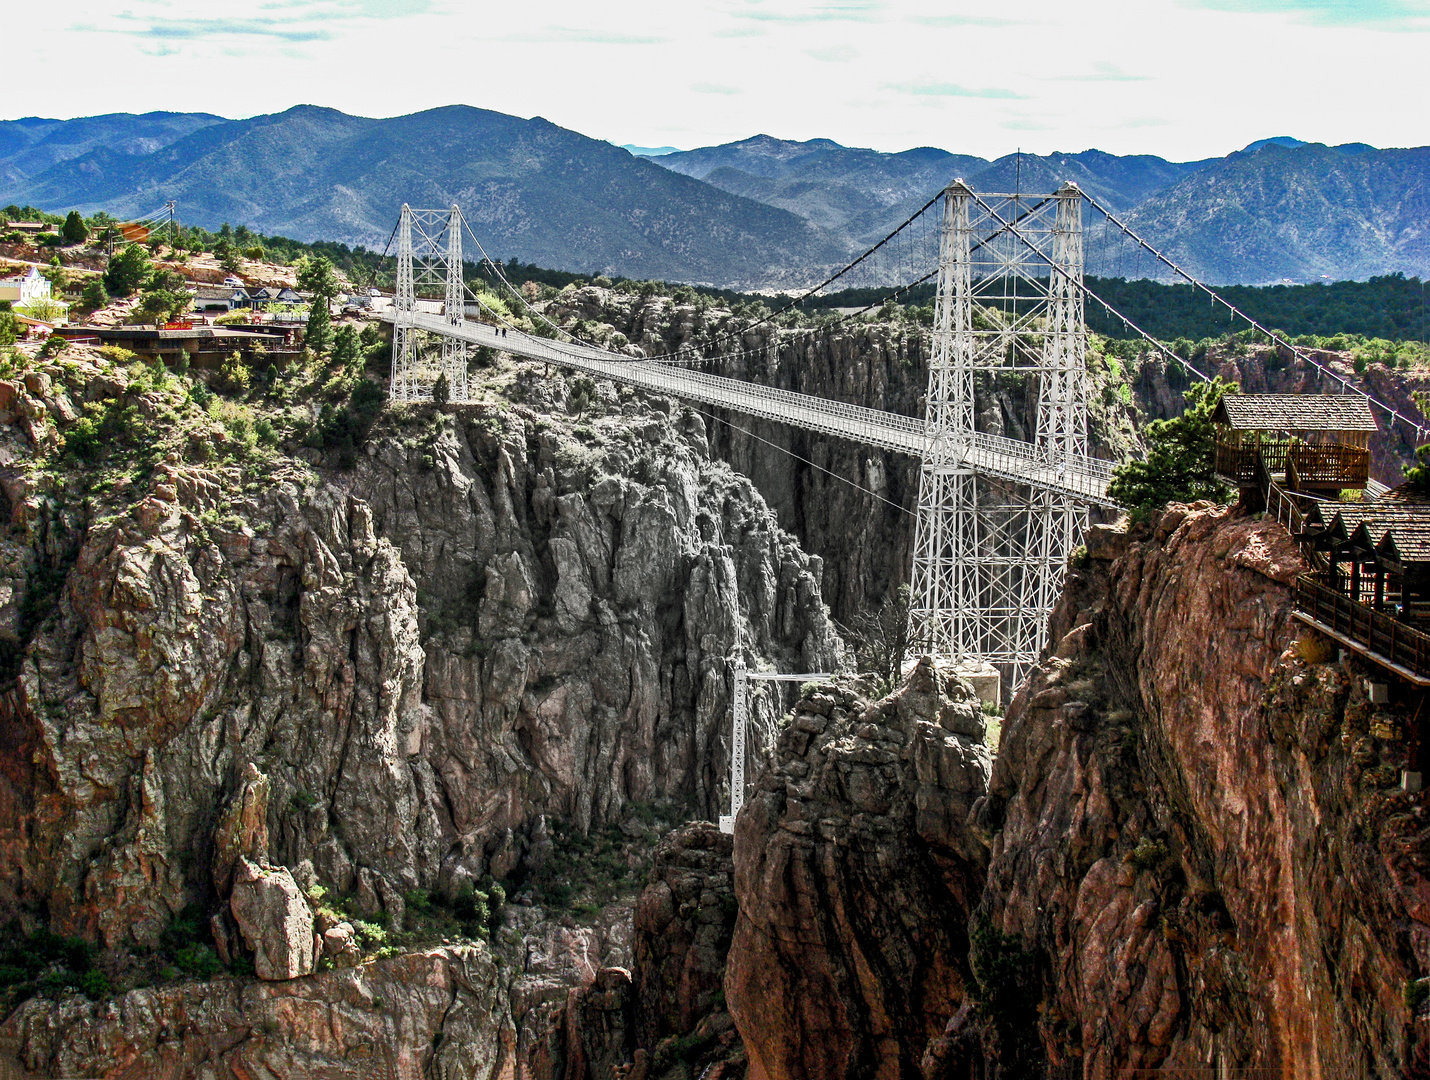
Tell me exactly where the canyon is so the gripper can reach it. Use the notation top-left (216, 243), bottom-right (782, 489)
top-left (0, 292), bottom-right (1428, 1077)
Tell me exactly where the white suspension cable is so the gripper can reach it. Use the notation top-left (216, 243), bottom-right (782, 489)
top-left (1079, 189), bottom-right (1426, 440)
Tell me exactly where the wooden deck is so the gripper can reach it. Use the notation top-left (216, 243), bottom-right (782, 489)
top-left (1216, 441), bottom-right (1371, 488)
top-left (1293, 576), bottom-right (1430, 684)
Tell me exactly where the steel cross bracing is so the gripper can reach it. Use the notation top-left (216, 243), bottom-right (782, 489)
top-left (718, 661), bottom-right (831, 835)
top-left (391, 204), bottom-right (468, 403)
top-left (908, 183), bottom-right (1091, 685)
top-left (383, 189), bottom-right (1112, 690)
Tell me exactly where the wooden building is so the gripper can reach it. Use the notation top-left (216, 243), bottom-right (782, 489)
top-left (1298, 489), bottom-right (1430, 620)
top-left (1213, 393), bottom-right (1378, 494)
top-left (1293, 488), bottom-right (1430, 685)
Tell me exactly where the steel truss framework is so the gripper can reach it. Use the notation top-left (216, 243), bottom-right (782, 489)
top-left (717, 660), bottom-right (831, 835)
top-left (391, 204), bottom-right (469, 403)
top-left (909, 182), bottom-right (1089, 687)
top-left (386, 187), bottom-right (1099, 692)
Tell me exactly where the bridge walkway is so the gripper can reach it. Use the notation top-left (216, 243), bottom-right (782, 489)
top-left (382, 311), bottom-right (1117, 507)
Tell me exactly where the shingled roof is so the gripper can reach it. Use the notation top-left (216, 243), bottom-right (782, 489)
top-left (1303, 487), bottom-right (1430, 564)
top-left (1214, 394), bottom-right (1378, 433)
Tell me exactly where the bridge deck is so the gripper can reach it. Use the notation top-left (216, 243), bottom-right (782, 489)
top-left (383, 311), bottom-right (1116, 506)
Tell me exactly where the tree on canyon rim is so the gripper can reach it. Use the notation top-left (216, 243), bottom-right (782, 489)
top-left (1107, 376), bottom-right (1236, 522)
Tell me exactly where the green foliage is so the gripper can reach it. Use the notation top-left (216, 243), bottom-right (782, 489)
top-left (1087, 273), bottom-right (1430, 343)
top-left (134, 269), bottom-right (192, 325)
top-left (0, 922), bottom-right (103, 1003)
top-left (1125, 836), bottom-right (1171, 873)
top-left (173, 943), bottom-right (222, 979)
top-left (1404, 444), bottom-right (1430, 494)
top-left (213, 238), bottom-right (242, 273)
top-left (289, 789), bottom-right (320, 812)
top-left (103, 244), bottom-right (153, 297)
top-left (304, 297), bottom-right (333, 355)
top-left (309, 379), bottom-right (385, 466)
top-left (61, 211), bottom-right (89, 245)
top-left (18, 298), bottom-right (66, 323)
top-left (969, 915), bottom-right (1044, 1071)
top-left (80, 277), bottom-right (109, 311)
top-left (526, 811), bottom-right (666, 917)
top-left (1406, 979), bottom-right (1429, 1014)
top-left (333, 324), bottom-right (361, 373)
top-left (1107, 377), bottom-right (1236, 522)
top-left (0, 311), bottom-right (16, 347)
top-left (297, 255), bottom-right (341, 302)
top-left (216, 352), bottom-right (251, 395)
top-left (432, 372), bottom-right (450, 405)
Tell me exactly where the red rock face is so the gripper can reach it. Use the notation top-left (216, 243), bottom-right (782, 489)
top-left (725, 666), bottom-right (992, 1080)
top-left (976, 503), bottom-right (1430, 1075)
top-left (634, 822), bottom-right (736, 1045)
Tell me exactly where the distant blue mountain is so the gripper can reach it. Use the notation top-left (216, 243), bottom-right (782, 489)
top-left (619, 144), bottom-right (683, 157)
top-left (1242, 136), bottom-right (1309, 152)
top-left (0, 109), bottom-right (1425, 284)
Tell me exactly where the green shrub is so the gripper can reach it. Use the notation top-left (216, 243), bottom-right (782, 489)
top-left (173, 943), bottom-right (222, 979)
top-left (288, 790), bottom-right (319, 813)
top-left (64, 416), bottom-right (103, 461)
top-left (216, 352), bottom-right (251, 395)
top-left (1126, 837), bottom-right (1171, 873)
top-left (452, 884), bottom-right (490, 937)
top-left (1406, 979), bottom-right (1429, 1013)
top-left (349, 919), bottom-right (387, 949)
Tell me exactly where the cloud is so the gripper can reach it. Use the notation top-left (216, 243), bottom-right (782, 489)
top-left (136, 20), bottom-right (333, 42)
top-left (254, 0), bottom-right (435, 13)
top-left (733, 1), bottom-right (884, 23)
top-left (691, 82), bottom-right (743, 95)
top-left (1180, 0), bottom-right (1430, 28)
top-left (806, 44), bottom-right (857, 61)
top-left (496, 27), bottom-right (670, 44)
top-left (101, 12), bottom-right (333, 42)
top-left (1053, 62), bottom-right (1149, 82)
top-left (907, 14), bottom-right (1021, 26)
top-left (886, 81), bottom-right (1027, 100)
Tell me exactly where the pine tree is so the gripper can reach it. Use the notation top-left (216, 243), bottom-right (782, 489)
top-left (332, 325), bottom-right (361, 373)
top-left (304, 299), bottom-right (334, 355)
top-left (61, 211), bottom-right (88, 245)
top-left (432, 372), bottom-right (450, 405)
top-left (1107, 377), bottom-right (1237, 521)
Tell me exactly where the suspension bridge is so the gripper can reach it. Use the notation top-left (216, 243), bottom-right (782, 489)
top-left (376, 183), bottom-right (1422, 691)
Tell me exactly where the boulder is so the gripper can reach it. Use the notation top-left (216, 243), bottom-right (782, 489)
top-left (230, 858), bottom-right (316, 980)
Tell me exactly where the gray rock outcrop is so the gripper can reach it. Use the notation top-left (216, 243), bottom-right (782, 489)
top-left (229, 858), bottom-right (315, 981)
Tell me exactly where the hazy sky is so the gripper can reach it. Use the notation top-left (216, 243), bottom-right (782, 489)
top-left (10, 0), bottom-right (1430, 160)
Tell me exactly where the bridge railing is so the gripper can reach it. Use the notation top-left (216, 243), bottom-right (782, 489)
top-left (1294, 575), bottom-right (1430, 682)
top-left (391, 310), bottom-right (1121, 503)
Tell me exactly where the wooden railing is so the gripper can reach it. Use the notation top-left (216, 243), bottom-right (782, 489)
top-left (1294, 576), bottom-right (1430, 681)
top-left (1216, 441), bottom-right (1371, 487)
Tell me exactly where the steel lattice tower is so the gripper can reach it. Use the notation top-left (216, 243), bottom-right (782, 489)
top-left (391, 204), bottom-right (469, 402)
top-left (909, 182), bottom-right (1089, 688)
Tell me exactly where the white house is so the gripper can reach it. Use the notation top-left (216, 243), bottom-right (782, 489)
top-left (0, 265), bottom-right (51, 307)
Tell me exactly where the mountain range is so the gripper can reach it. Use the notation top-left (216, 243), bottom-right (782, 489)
top-left (1, 106), bottom-right (1427, 287)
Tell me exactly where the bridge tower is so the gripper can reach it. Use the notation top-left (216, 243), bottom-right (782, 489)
top-left (909, 182), bottom-right (1089, 689)
top-left (391, 204), bottom-right (469, 402)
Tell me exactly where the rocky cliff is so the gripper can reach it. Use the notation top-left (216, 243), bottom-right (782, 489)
top-left (727, 661), bottom-right (991, 1080)
top-left (969, 504), bottom-right (1430, 1075)
top-left (711, 504), bottom-right (1430, 1077)
top-left (543, 284), bottom-right (1423, 624)
top-left (0, 337), bottom-right (841, 1077)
